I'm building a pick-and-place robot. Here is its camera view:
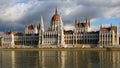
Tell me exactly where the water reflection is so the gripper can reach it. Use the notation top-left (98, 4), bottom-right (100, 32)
top-left (99, 51), bottom-right (120, 68)
top-left (0, 50), bottom-right (120, 68)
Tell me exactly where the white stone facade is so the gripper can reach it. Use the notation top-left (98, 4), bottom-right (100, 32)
top-left (1, 9), bottom-right (119, 48)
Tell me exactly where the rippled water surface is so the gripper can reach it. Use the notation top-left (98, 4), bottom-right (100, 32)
top-left (0, 50), bottom-right (120, 68)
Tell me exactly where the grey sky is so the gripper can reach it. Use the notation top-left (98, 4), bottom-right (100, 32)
top-left (0, 0), bottom-right (120, 32)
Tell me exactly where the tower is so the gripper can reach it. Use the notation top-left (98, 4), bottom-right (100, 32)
top-left (50, 8), bottom-right (61, 31)
top-left (59, 16), bottom-right (65, 47)
top-left (86, 17), bottom-right (90, 27)
top-left (49, 9), bottom-right (65, 47)
top-left (11, 32), bottom-right (15, 48)
top-left (38, 16), bottom-right (44, 48)
top-left (39, 16), bottom-right (44, 32)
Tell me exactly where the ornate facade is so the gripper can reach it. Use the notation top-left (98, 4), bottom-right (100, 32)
top-left (1, 9), bottom-right (119, 48)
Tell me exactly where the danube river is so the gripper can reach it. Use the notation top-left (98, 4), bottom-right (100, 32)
top-left (0, 50), bottom-right (120, 68)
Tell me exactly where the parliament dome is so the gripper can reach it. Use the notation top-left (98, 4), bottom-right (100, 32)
top-left (51, 9), bottom-right (61, 22)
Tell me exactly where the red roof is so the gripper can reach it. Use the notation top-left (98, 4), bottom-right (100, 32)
top-left (111, 26), bottom-right (117, 33)
top-left (51, 14), bottom-right (60, 22)
top-left (101, 28), bottom-right (110, 32)
top-left (4, 32), bottom-right (15, 35)
top-left (64, 30), bottom-right (73, 34)
top-left (27, 24), bottom-right (38, 30)
top-left (14, 33), bottom-right (24, 36)
top-left (100, 26), bottom-right (117, 33)
top-left (75, 23), bottom-right (90, 28)
top-left (4, 32), bottom-right (11, 35)
top-left (28, 25), bottom-right (34, 30)
top-left (76, 32), bottom-right (83, 34)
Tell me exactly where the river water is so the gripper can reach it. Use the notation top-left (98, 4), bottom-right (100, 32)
top-left (0, 50), bottom-right (120, 68)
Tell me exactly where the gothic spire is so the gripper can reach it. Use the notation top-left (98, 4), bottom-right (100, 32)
top-left (75, 17), bottom-right (78, 24)
top-left (40, 16), bottom-right (44, 32)
top-left (111, 24), bottom-right (112, 27)
top-left (55, 8), bottom-right (58, 14)
top-left (86, 17), bottom-right (88, 23)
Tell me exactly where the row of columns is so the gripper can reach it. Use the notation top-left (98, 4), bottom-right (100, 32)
top-left (99, 32), bottom-right (112, 47)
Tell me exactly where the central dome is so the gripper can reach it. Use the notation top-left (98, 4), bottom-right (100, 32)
top-left (51, 9), bottom-right (61, 22)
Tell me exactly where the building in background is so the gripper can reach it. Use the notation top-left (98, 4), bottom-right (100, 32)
top-left (99, 26), bottom-right (119, 47)
top-left (1, 9), bottom-right (119, 48)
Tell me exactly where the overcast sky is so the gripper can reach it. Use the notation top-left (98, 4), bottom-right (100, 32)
top-left (0, 0), bottom-right (120, 32)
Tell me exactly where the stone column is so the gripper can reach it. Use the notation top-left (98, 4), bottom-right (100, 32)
top-left (11, 33), bottom-right (15, 48)
top-left (73, 33), bottom-right (74, 48)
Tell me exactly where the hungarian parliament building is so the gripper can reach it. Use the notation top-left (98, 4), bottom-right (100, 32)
top-left (1, 9), bottom-right (119, 48)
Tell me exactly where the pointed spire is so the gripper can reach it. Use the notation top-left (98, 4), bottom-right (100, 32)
top-left (111, 24), bottom-right (112, 27)
top-left (33, 22), bottom-right (37, 27)
top-left (86, 17), bottom-right (88, 23)
top-left (75, 17), bottom-right (78, 24)
top-left (55, 8), bottom-right (58, 14)
top-left (100, 24), bottom-right (102, 28)
top-left (40, 16), bottom-right (43, 25)
top-left (40, 16), bottom-right (44, 32)
top-left (75, 17), bottom-right (78, 28)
